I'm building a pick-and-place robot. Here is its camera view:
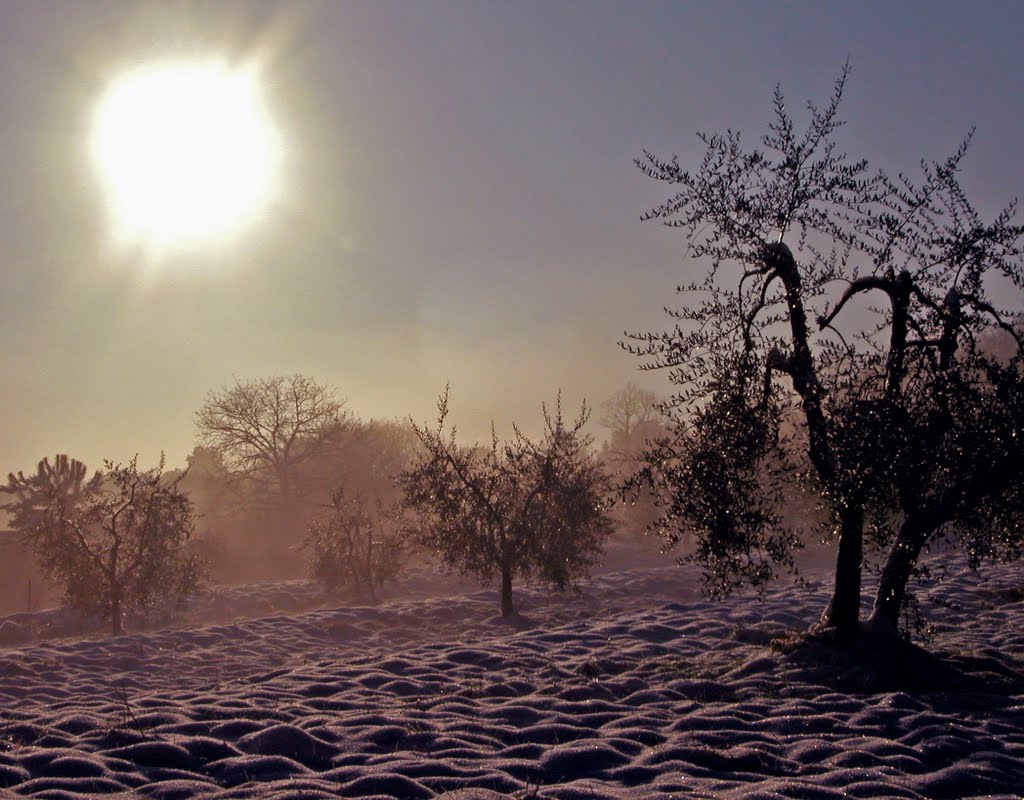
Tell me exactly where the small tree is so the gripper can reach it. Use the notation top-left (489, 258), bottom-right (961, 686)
top-left (1, 455), bottom-right (203, 635)
top-left (627, 67), bottom-right (1024, 640)
top-left (301, 487), bottom-right (405, 602)
top-left (400, 389), bottom-right (614, 617)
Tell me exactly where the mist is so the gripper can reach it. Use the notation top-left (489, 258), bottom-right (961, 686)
top-left (2, 3), bottom-right (1024, 799)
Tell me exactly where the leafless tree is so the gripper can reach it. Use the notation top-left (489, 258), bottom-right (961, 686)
top-left (600, 383), bottom-right (659, 442)
top-left (598, 384), bottom-right (666, 542)
top-left (195, 374), bottom-right (347, 506)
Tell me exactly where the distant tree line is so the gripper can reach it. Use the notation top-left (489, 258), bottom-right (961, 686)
top-left (2, 373), bottom-right (637, 629)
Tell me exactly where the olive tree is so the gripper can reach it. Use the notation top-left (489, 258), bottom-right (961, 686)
top-left (2, 454), bottom-right (203, 635)
top-left (626, 67), bottom-right (1024, 640)
top-left (400, 389), bottom-right (614, 617)
top-left (301, 487), bottom-right (405, 602)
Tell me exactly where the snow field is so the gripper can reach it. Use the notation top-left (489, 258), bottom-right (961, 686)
top-left (1, 560), bottom-right (1022, 799)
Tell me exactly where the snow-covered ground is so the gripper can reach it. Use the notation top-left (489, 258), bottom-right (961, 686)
top-left (1, 556), bottom-right (1023, 799)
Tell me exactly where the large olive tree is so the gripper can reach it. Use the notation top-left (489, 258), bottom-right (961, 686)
top-left (626, 67), bottom-right (1024, 640)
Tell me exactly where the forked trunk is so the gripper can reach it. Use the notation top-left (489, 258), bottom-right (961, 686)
top-left (822, 504), bottom-right (863, 638)
top-left (771, 244), bottom-right (864, 639)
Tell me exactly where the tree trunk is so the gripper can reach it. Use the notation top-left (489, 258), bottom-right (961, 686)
top-left (773, 243), bottom-right (865, 639)
top-left (362, 572), bottom-right (378, 604)
top-left (277, 466), bottom-right (292, 502)
top-left (111, 591), bottom-right (123, 636)
top-left (769, 245), bottom-right (835, 489)
top-left (108, 546), bottom-right (123, 636)
top-left (870, 517), bottom-right (928, 631)
top-left (822, 504), bottom-right (863, 638)
top-left (500, 566), bottom-right (514, 617)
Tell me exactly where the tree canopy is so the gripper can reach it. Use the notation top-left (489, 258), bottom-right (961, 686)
top-left (195, 374), bottom-right (348, 507)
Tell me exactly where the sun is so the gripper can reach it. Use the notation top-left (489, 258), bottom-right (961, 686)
top-left (90, 59), bottom-right (282, 254)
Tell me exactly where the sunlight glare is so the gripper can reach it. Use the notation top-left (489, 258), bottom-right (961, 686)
top-left (90, 59), bottom-right (281, 254)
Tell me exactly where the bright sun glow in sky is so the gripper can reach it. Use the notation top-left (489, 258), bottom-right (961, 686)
top-left (90, 59), bottom-right (281, 254)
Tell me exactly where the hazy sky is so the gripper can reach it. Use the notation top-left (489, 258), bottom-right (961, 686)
top-left (0, 0), bottom-right (1022, 473)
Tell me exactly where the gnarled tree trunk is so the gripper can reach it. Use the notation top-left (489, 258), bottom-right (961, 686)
top-left (770, 243), bottom-right (865, 638)
top-left (821, 504), bottom-right (863, 638)
top-left (869, 517), bottom-right (929, 631)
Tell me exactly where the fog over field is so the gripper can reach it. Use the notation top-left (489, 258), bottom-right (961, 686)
top-left (3, 3), bottom-right (1024, 800)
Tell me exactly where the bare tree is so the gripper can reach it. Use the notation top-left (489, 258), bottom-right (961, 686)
top-left (1, 455), bottom-right (203, 635)
top-left (400, 389), bottom-right (614, 617)
top-left (599, 384), bottom-right (665, 542)
top-left (600, 383), bottom-right (659, 442)
top-left (626, 67), bottom-right (1024, 640)
top-left (195, 374), bottom-right (347, 506)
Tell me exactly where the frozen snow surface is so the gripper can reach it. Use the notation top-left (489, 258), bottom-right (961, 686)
top-left (2, 558), bottom-right (1024, 799)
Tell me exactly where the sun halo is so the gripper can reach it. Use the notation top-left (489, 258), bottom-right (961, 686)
top-left (90, 59), bottom-right (282, 256)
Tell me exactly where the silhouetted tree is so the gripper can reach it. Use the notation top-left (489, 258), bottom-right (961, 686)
top-left (599, 384), bottom-right (667, 542)
top-left (184, 406), bottom-right (421, 584)
top-left (301, 487), bottom-right (405, 602)
top-left (1, 455), bottom-right (203, 635)
top-left (600, 383), bottom-right (659, 448)
top-left (195, 374), bottom-right (348, 508)
top-left (400, 389), bottom-right (614, 617)
top-left (626, 66), bottom-right (1024, 639)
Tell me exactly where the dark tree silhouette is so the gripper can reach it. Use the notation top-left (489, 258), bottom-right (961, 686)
top-left (1, 455), bottom-right (203, 635)
top-left (195, 374), bottom-right (347, 507)
top-left (400, 389), bottom-right (614, 617)
top-left (626, 66), bottom-right (1024, 640)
